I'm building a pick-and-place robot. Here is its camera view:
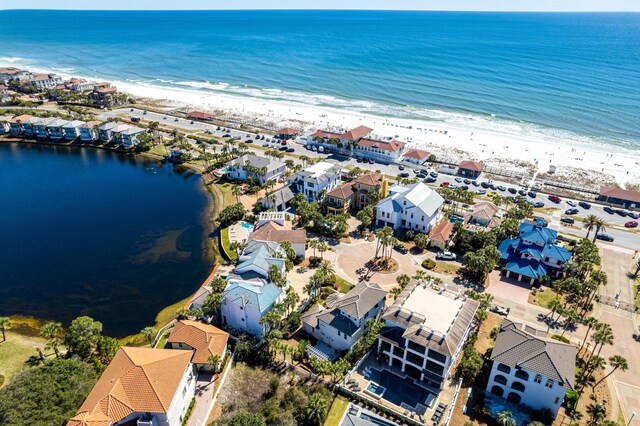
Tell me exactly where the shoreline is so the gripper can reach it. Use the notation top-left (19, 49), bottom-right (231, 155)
top-left (0, 138), bottom-right (223, 342)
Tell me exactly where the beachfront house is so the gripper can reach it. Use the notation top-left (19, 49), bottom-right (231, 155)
top-left (288, 161), bottom-right (342, 202)
top-left (464, 201), bottom-right (503, 232)
top-left (402, 148), bottom-right (430, 165)
top-left (67, 347), bottom-right (196, 426)
top-left (0, 67), bottom-right (32, 83)
top-left (486, 319), bottom-right (575, 416)
top-left (62, 120), bottom-right (86, 140)
top-left (376, 182), bottom-right (444, 233)
top-left (306, 125), bottom-right (373, 155)
top-left (47, 119), bottom-right (70, 140)
top-left (0, 115), bottom-right (12, 134)
top-left (8, 114), bottom-right (33, 135)
top-left (28, 73), bottom-right (62, 89)
top-left (67, 78), bottom-right (95, 92)
top-left (225, 154), bottom-right (286, 186)
top-left (326, 172), bottom-right (385, 214)
top-left (98, 121), bottom-right (121, 143)
top-left (34, 118), bottom-right (56, 139)
top-left (498, 222), bottom-right (572, 285)
top-left (261, 185), bottom-right (296, 212)
top-left (275, 127), bottom-right (298, 140)
top-left (249, 212), bottom-right (307, 258)
top-left (80, 121), bottom-right (99, 142)
top-left (188, 111), bottom-right (214, 121)
top-left (301, 282), bottom-right (387, 360)
top-left (167, 319), bottom-right (229, 372)
top-left (377, 280), bottom-right (479, 390)
top-left (457, 160), bottom-right (485, 179)
top-left (354, 138), bottom-right (407, 164)
top-left (220, 240), bottom-right (288, 338)
top-left (119, 125), bottom-right (145, 148)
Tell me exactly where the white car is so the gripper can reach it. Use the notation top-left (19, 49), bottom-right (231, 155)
top-left (567, 200), bottom-right (577, 207)
top-left (476, 189), bottom-right (486, 195)
top-left (436, 251), bottom-right (456, 260)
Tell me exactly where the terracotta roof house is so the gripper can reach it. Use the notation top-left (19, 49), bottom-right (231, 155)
top-left (302, 282), bottom-right (387, 360)
top-left (8, 114), bottom-right (33, 135)
top-left (428, 220), bottom-right (454, 250)
top-left (326, 172), bottom-right (384, 214)
top-left (275, 127), bottom-right (298, 140)
top-left (309, 130), bottom-right (341, 140)
top-left (598, 186), bottom-right (640, 208)
top-left (340, 125), bottom-right (373, 141)
top-left (187, 111), bottom-right (214, 120)
top-left (249, 212), bottom-right (307, 258)
top-left (457, 160), bottom-right (485, 179)
top-left (464, 201), bottom-right (503, 232)
top-left (67, 347), bottom-right (196, 426)
top-left (355, 138), bottom-right (407, 164)
top-left (377, 280), bottom-right (479, 392)
top-left (327, 182), bottom-right (356, 214)
top-left (167, 320), bottom-right (229, 371)
top-left (486, 319), bottom-right (576, 416)
top-left (402, 148), bottom-right (430, 165)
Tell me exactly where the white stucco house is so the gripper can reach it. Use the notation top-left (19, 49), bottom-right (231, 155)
top-left (47, 118), bottom-right (70, 140)
top-left (220, 240), bottom-right (288, 338)
top-left (377, 280), bottom-right (479, 391)
top-left (250, 212), bottom-right (307, 258)
top-left (62, 120), bottom-right (86, 140)
top-left (486, 319), bottom-right (576, 416)
top-left (225, 154), bottom-right (287, 185)
top-left (119, 125), bottom-right (145, 148)
top-left (288, 161), bottom-right (342, 202)
top-left (354, 138), bottom-right (407, 164)
top-left (376, 182), bottom-right (444, 233)
top-left (80, 121), bottom-right (99, 142)
top-left (301, 282), bottom-right (387, 360)
top-left (67, 347), bottom-right (196, 426)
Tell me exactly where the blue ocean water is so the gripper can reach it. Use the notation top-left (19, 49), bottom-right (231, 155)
top-left (0, 10), bottom-right (639, 149)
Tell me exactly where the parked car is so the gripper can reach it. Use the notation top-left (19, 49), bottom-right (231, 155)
top-left (430, 171), bottom-right (438, 178)
top-left (278, 146), bottom-right (288, 151)
top-left (490, 305), bottom-right (510, 316)
top-left (603, 206), bottom-right (615, 214)
top-left (463, 179), bottom-right (471, 185)
top-left (398, 172), bottom-right (410, 178)
top-left (565, 208), bottom-right (579, 215)
top-left (508, 187), bottom-right (517, 194)
top-left (394, 244), bottom-right (409, 254)
top-left (460, 185), bottom-right (469, 190)
top-left (528, 191), bottom-right (537, 198)
top-left (518, 189), bottom-right (527, 196)
top-left (449, 184), bottom-right (458, 189)
top-left (533, 217), bottom-right (548, 227)
top-left (262, 143), bottom-right (269, 147)
top-left (548, 195), bottom-right (561, 203)
top-left (455, 177), bottom-right (463, 183)
top-left (416, 173), bottom-right (427, 179)
top-left (487, 191), bottom-right (498, 197)
top-left (287, 148), bottom-right (295, 152)
top-left (625, 221), bottom-right (638, 228)
top-left (628, 212), bottom-right (639, 219)
top-left (615, 209), bottom-right (628, 217)
top-left (398, 165), bottom-right (405, 170)
top-left (567, 200), bottom-right (577, 207)
top-left (532, 202), bottom-right (545, 208)
top-left (471, 181), bottom-right (480, 187)
top-left (246, 139), bottom-right (253, 143)
top-left (596, 233), bottom-right (614, 242)
top-left (489, 183), bottom-right (497, 190)
top-left (440, 182), bottom-right (450, 187)
top-left (480, 181), bottom-right (490, 188)
top-left (356, 158), bottom-right (362, 163)
top-left (497, 185), bottom-right (506, 191)
top-left (424, 177), bottom-right (437, 183)
top-left (578, 201), bottom-right (591, 209)
top-left (476, 189), bottom-right (486, 195)
top-left (436, 251), bottom-right (456, 260)
top-left (561, 217), bottom-right (575, 224)
top-left (368, 159), bottom-right (375, 164)
top-left (222, 134), bottom-right (231, 138)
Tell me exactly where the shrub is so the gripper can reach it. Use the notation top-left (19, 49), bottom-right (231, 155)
top-left (564, 389), bottom-right (579, 413)
top-left (422, 259), bottom-right (436, 270)
top-left (551, 334), bottom-right (570, 344)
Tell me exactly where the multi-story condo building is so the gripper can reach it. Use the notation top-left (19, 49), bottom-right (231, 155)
top-left (486, 319), bottom-right (576, 416)
top-left (376, 182), bottom-right (444, 233)
top-left (377, 280), bottom-right (479, 391)
top-left (62, 120), bottom-right (86, 140)
top-left (226, 154), bottom-right (286, 186)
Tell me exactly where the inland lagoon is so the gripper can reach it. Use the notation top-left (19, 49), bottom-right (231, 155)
top-left (0, 143), bottom-right (213, 337)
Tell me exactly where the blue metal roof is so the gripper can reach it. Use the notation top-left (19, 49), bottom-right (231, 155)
top-left (505, 255), bottom-right (548, 279)
top-left (541, 244), bottom-right (572, 262)
top-left (519, 223), bottom-right (557, 245)
top-left (223, 280), bottom-right (283, 314)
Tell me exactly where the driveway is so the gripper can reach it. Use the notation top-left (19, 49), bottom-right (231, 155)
top-left (186, 372), bottom-right (216, 426)
top-left (486, 271), bottom-right (531, 305)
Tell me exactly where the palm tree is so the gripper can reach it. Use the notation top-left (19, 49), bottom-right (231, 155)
top-left (308, 238), bottom-right (319, 257)
top-left (560, 308), bottom-right (579, 338)
top-left (229, 241), bottom-right (244, 258)
top-left (305, 393), bottom-right (329, 426)
top-left (0, 317), bottom-right (11, 341)
top-left (141, 326), bottom-right (155, 344)
top-left (208, 353), bottom-right (221, 373)
top-left (41, 322), bottom-right (63, 357)
top-left (496, 410), bottom-right (516, 426)
top-left (545, 298), bottom-right (563, 331)
top-left (413, 270), bottom-right (427, 283)
top-left (578, 317), bottom-right (599, 355)
top-left (317, 241), bottom-right (329, 260)
top-left (592, 355), bottom-right (628, 389)
top-left (586, 400), bottom-right (607, 426)
top-left (317, 260), bottom-right (335, 279)
top-left (231, 185), bottom-right (242, 203)
top-left (592, 217), bottom-right (607, 242)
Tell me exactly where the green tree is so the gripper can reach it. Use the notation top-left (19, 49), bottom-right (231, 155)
top-left (203, 292), bottom-right (224, 321)
top-left (496, 410), bottom-right (516, 426)
top-left (141, 326), bottom-right (155, 344)
top-left (227, 411), bottom-right (267, 426)
top-left (592, 355), bottom-right (628, 389)
top-left (40, 322), bottom-right (64, 358)
top-left (396, 273), bottom-right (411, 289)
top-left (208, 353), bottom-right (221, 373)
top-left (414, 233), bottom-right (429, 251)
top-left (64, 316), bottom-right (103, 360)
top-left (586, 400), bottom-right (607, 426)
top-left (304, 393), bottom-right (329, 426)
top-left (461, 245), bottom-right (500, 282)
top-left (0, 317), bottom-right (11, 341)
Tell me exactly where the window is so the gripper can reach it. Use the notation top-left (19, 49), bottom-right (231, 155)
top-left (411, 213), bottom-right (414, 219)
top-left (421, 216), bottom-right (424, 222)
top-left (511, 381), bottom-right (526, 392)
top-left (497, 364), bottom-right (511, 374)
top-left (337, 330), bottom-right (341, 336)
top-left (534, 374), bottom-right (542, 384)
top-left (545, 379), bottom-right (553, 388)
top-left (428, 350), bottom-right (447, 363)
top-left (494, 374), bottom-right (508, 385)
top-left (514, 370), bottom-right (529, 381)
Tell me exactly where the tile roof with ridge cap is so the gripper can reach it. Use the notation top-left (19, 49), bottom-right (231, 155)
top-left (357, 138), bottom-right (406, 152)
top-left (276, 127), bottom-right (298, 135)
top-left (9, 114), bottom-right (33, 122)
top-left (327, 182), bottom-right (356, 200)
top-left (310, 130), bottom-right (342, 139)
top-left (429, 220), bottom-right (454, 244)
top-left (403, 148), bottom-right (430, 160)
top-left (490, 319), bottom-right (576, 388)
top-left (167, 320), bottom-right (229, 364)
top-left (340, 125), bottom-right (373, 140)
top-left (353, 171), bottom-right (384, 187)
top-left (188, 111), bottom-right (214, 119)
top-left (599, 186), bottom-right (640, 203)
top-left (67, 347), bottom-right (192, 426)
top-left (250, 220), bottom-right (307, 245)
top-left (458, 160), bottom-right (485, 172)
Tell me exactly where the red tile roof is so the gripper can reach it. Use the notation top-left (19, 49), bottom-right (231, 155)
top-left (310, 130), bottom-right (341, 139)
top-left (403, 148), bottom-right (430, 160)
top-left (599, 186), bottom-right (640, 203)
top-left (327, 182), bottom-right (356, 200)
top-left (167, 320), bottom-right (229, 364)
top-left (276, 127), bottom-right (298, 135)
top-left (429, 220), bottom-right (454, 244)
top-left (357, 138), bottom-right (406, 152)
top-left (340, 125), bottom-right (373, 140)
top-left (250, 221), bottom-right (307, 244)
top-left (458, 160), bottom-right (485, 172)
top-left (188, 111), bottom-right (214, 120)
top-left (353, 172), bottom-right (384, 187)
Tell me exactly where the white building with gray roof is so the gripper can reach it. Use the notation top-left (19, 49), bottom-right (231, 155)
top-left (288, 161), bottom-right (342, 202)
top-left (376, 182), bottom-right (444, 233)
top-left (302, 282), bottom-right (387, 360)
top-left (377, 280), bottom-right (479, 390)
top-left (486, 319), bottom-right (576, 416)
top-left (226, 154), bottom-right (286, 186)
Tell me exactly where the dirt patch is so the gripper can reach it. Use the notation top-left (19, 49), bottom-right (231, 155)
top-left (367, 257), bottom-right (399, 273)
top-left (474, 313), bottom-right (503, 356)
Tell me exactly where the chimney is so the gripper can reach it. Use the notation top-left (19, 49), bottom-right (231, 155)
top-left (382, 177), bottom-right (388, 198)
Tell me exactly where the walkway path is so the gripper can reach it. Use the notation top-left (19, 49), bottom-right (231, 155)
top-left (186, 372), bottom-right (216, 426)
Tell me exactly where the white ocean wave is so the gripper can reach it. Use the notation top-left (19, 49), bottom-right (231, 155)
top-left (0, 56), bottom-right (24, 63)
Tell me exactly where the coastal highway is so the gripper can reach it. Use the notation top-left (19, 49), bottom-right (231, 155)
top-left (99, 107), bottom-right (639, 248)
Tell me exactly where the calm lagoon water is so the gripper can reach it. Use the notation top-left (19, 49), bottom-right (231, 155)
top-left (0, 143), bottom-right (213, 337)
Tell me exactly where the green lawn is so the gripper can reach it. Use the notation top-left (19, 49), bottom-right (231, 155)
top-left (0, 330), bottom-right (47, 387)
top-left (634, 276), bottom-right (640, 310)
top-left (529, 287), bottom-right (560, 309)
top-left (218, 182), bottom-right (239, 207)
top-left (325, 395), bottom-right (349, 426)
top-left (220, 226), bottom-right (238, 261)
top-left (120, 296), bottom-right (191, 347)
top-left (332, 275), bottom-right (355, 294)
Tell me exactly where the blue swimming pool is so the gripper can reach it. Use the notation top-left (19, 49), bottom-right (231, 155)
top-left (241, 222), bottom-right (253, 230)
top-left (449, 215), bottom-right (464, 224)
top-left (365, 382), bottom-right (386, 397)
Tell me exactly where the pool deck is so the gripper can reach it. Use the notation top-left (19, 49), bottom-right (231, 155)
top-left (345, 351), bottom-right (459, 424)
top-left (228, 220), bottom-right (253, 245)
